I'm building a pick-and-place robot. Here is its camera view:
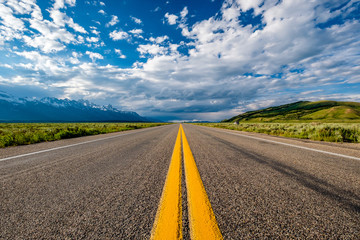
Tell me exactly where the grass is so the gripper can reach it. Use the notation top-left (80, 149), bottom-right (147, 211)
top-left (0, 122), bottom-right (170, 148)
top-left (193, 122), bottom-right (360, 143)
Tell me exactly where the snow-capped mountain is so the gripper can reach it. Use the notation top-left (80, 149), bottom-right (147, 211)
top-left (0, 91), bottom-right (149, 122)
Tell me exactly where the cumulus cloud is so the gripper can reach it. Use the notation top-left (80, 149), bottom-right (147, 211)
top-left (49, 8), bottom-right (86, 33)
top-left (137, 44), bottom-right (168, 57)
top-left (109, 30), bottom-right (129, 41)
top-left (180, 6), bottom-right (188, 18)
top-left (131, 16), bottom-right (142, 24)
top-left (129, 29), bottom-right (143, 34)
top-left (91, 28), bottom-right (100, 35)
top-left (106, 15), bottom-right (119, 27)
top-left (85, 51), bottom-right (104, 61)
top-left (25, 11), bottom-right (82, 52)
top-left (14, 50), bottom-right (64, 74)
top-left (86, 36), bottom-right (99, 43)
top-left (149, 35), bottom-right (169, 44)
top-left (0, 0), bottom-right (87, 53)
top-left (0, 63), bottom-right (13, 69)
top-left (164, 12), bottom-right (178, 25)
top-left (115, 49), bottom-right (126, 59)
top-left (0, 2), bottom-right (26, 42)
top-left (129, 28), bottom-right (143, 38)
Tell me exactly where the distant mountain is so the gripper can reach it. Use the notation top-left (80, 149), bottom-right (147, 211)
top-left (0, 91), bottom-right (149, 122)
top-left (223, 100), bottom-right (360, 122)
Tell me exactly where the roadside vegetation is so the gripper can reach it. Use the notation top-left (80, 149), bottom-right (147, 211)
top-left (0, 122), bottom-right (169, 148)
top-left (194, 122), bottom-right (360, 143)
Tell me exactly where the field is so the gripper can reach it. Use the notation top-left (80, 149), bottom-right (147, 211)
top-left (194, 122), bottom-right (360, 143)
top-left (0, 122), bottom-right (169, 148)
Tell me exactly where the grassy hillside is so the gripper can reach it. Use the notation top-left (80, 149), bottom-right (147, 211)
top-left (223, 101), bottom-right (360, 123)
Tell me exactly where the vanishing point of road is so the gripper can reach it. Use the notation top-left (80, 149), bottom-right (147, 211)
top-left (1, 124), bottom-right (359, 239)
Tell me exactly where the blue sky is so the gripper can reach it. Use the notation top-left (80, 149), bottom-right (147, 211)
top-left (0, 0), bottom-right (359, 121)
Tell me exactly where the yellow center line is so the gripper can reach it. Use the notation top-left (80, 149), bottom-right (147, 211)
top-left (150, 126), bottom-right (183, 240)
top-left (150, 124), bottom-right (223, 239)
top-left (181, 126), bottom-right (223, 240)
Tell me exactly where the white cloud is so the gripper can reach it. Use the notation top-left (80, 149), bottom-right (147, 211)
top-left (115, 49), bottom-right (126, 59)
top-left (246, 99), bottom-right (276, 111)
top-left (25, 16), bottom-right (78, 52)
top-left (1, 0), bottom-right (86, 53)
top-left (51, 76), bottom-right (94, 98)
top-left (77, 35), bottom-right (84, 43)
top-left (109, 30), bottom-right (129, 40)
top-left (53, 0), bottom-right (65, 10)
top-left (85, 51), bottom-right (104, 61)
top-left (65, 0), bottom-right (76, 7)
top-left (23, 35), bottom-right (67, 53)
top-left (0, 2), bottom-right (26, 45)
top-left (69, 57), bottom-right (80, 64)
top-left (164, 12), bottom-right (178, 25)
top-left (0, 3), bottom-right (25, 31)
top-left (51, 0), bottom-right (76, 9)
top-left (106, 15), bottom-right (119, 27)
top-left (12, 75), bottom-right (43, 86)
top-left (86, 36), bottom-right (99, 42)
top-left (5, 0), bottom-right (33, 15)
top-left (129, 28), bottom-right (143, 35)
top-left (69, 51), bottom-right (81, 64)
top-left (180, 6), bottom-right (188, 18)
top-left (66, 17), bottom-right (87, 33)
top-left (149, 35), bottom-right (169, 44)
top-left (300, 90), bottom-right (323, 95)
top-left (137, 44), bottom-right (167, 57)
top-left (98, 9), bottom-right (105, 15)
top-left (72, 52), bottom-right (81, 58)
top-left (131, 16), bottom-right (142, 24)
top-left (48, 8), bottom-right (86, 33)
top-left (99, 1), bottom-right (105, 6)
top-left (0, 63), bottom-right (13, 69)
top-left (49, 9), bottom-right (67, 27)
top-left (14, 50), bottom-right (63, 74)
top-left (91, 29), bottom-right (100, 35)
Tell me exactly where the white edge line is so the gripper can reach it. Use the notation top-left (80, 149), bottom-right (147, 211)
top-left (201, 126), bottom-right (360, 162)
top-left (0, 126), bottom-right (166, 162)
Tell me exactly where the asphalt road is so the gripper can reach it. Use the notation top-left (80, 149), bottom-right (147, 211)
top-left (1, 124), bottom-right (359, 239)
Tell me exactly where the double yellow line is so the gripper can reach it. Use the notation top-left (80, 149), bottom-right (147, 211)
top-left (150, 125), bottom-right (223, 240)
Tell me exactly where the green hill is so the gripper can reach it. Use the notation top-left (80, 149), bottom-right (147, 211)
top-left (223, 101), bottom-right (360, 123)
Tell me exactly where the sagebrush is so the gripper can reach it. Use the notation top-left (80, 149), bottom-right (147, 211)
top-left (194, 122), bottom-right (360, 143)
top-left (0, 122), bottom-right (169, 148)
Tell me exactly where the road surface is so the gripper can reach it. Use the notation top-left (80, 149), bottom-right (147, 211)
top-left (1, 124), bottom-right (359, 239)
